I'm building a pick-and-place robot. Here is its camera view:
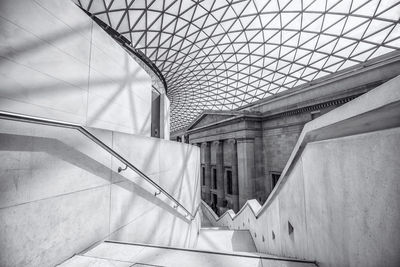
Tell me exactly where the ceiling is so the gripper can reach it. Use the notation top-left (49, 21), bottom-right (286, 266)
top-left (76, 0), bottom-right (400, 132)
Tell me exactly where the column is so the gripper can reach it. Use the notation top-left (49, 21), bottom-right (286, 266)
top-left (227, 138), bottom-right (239, 212)
top-left (237, 138), bottom-right (255, 208)
top-left (200, 142), bottom-right (211, 204)
top-left (211, 140), bottom-right (225, 208)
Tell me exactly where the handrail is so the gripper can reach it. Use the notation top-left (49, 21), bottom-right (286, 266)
top-left (0, 111), bottom-right (194, 220)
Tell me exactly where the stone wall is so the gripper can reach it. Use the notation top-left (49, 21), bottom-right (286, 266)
top-left (187, 52), bottom-right (400, 209)
top-left (190, 103), bottom-right (349, 208)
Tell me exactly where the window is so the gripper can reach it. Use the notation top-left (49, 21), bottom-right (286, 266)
top-left (288, 221), bottom-right (294, 236)
top-left (226, 169), bottom-right (233, 194)
top-left (202, 166), bottom-right (205, 186)
top-left (271, 172), bottom-right (281, 189)
top-left (151, 89), bottom-right (160, 138)
top-left (212, 168), bottom-right (217, 189)
top-left (311, 110), bottom-right (321, 120)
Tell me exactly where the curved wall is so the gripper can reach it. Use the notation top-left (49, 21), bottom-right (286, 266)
top-left (0, 0), bottom-right (170, 137)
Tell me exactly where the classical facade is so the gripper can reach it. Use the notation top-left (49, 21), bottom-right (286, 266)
top-left (183, 55), bottom-right (398, 213)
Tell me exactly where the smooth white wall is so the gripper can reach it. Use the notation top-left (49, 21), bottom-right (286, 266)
top-left (0, 1), bottom-right (198, 266)
top-left (0, 0), bottom-right (158, 136)
top-left (0, 119), bottom-right (200, 267)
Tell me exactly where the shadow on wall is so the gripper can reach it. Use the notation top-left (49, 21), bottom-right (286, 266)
top-left (164, 143), bottom-right (201, 246)
top-left (1, 19), bottom-right (151, 134)
top-left (0, 132), bottom-right (187, 222)
top-left (86, 55), bottom-right (149, 131)
top-left (231, 230), bottom-right (256, 252)
top-left (1, 22), bottom-right (93, 60)
top-left (0, 21), bottom-right (150, 93)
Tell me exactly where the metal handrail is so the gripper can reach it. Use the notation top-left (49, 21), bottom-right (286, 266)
top-left (0, 111), bottom-right (194, 220)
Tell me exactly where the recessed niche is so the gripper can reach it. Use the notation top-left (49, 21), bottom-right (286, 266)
top-left (272, 231), bottom-right (275, 240)
top-left (288, 221), bottom-right (294, 235)
top-left (262, 235), bottom-right (265, 242)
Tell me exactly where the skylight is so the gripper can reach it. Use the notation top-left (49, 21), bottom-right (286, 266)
top-left (77, 0), bottom-right (400, 132)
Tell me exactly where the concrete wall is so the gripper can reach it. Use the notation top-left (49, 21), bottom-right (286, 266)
top-left (0, 119), bottom-right (201, 267)
top-left (201, 76), bottom-right (400, 266)
top-left (0, 1), bottom-right (200, 266)
top-left (0, 0), bottom-right (170, 137)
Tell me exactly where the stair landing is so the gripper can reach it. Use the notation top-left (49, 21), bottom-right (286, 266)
top-left (58, 241), bottom-right (316, 267)
top-left (195, 228), bottom-right (257, 253)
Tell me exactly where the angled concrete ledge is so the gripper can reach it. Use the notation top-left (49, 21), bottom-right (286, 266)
top-left (200, 75), bottom-right (400, 266)
top-left (103, 240), bottom-right (316, 264)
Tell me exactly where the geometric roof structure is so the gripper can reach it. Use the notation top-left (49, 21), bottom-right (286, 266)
top-left (76, 0), bottom-right (400, 132)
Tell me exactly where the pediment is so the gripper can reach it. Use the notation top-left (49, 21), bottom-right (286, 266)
top-left (187, 112), bottom-right (237, 131)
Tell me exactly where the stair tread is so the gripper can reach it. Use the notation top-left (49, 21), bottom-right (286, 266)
top-left (58, 255), bottom-right (133, 267)
top-left (200, 226), bottom-right (229, 230)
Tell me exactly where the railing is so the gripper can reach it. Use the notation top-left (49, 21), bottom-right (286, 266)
top-left (0, 111), bottom-right (194, 220)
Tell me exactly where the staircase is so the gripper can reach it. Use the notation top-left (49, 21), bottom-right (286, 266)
top-left (59, 215), bottom-right (316, 267)
top-left (59, 240), bottom-right (315, 267)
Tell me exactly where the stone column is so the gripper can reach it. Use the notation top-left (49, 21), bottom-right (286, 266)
top-left (201, 142), bottom-right (211, 204)
top-left (227, 138), bottom-right (239, 212)
top-left (237, 138), bottom-right (255, 208)
top-left (254, 137), bottom-right (265, 203)
top-left (212, 140), bottom-right (225, 207)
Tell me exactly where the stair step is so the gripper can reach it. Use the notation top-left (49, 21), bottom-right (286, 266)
top-left (200, 226), bottom-right (229, 230)
top-left (63, 241), bottom-right (316, 267)
top-left (58, 255), bottom-right (133, 266)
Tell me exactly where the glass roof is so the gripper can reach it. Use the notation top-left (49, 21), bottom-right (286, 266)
top-left (77, 0), bottom-right (400, 132)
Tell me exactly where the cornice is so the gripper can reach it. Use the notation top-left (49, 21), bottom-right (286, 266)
top-left (186, 95), bottom-right (362, 136)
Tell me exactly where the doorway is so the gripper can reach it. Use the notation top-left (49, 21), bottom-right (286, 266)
top-left (151, 87), bottom-right (160, 138)
top-left (212, 193), bottom-right (217, 205)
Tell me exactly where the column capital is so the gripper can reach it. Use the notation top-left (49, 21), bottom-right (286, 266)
top-left (226, 138), bottom-right (236, 144)
top-left (201, 142), bottom-right (211, 148)
top-left (212, 140), bottom-right (222, 146)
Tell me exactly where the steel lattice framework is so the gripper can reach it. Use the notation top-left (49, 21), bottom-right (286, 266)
top-left (77, 0), bottom-right (400, 131)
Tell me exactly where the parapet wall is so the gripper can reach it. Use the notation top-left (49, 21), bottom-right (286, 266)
top-left (202, 75), bottom-right (400, 266)
top-left (0, 119), bottom-right (201, 267)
